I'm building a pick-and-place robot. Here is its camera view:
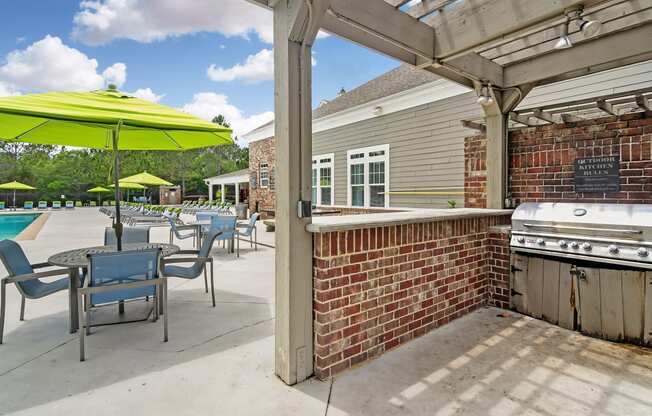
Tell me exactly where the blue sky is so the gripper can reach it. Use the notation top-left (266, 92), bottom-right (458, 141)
top-left (0, 0), bottom-right (398, 141)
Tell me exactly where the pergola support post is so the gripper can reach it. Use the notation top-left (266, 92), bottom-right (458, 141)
top-left (273, 0), bottom-right (327, 385)
top-left (221, 184), bottom-right (225, 204)
top-left (208, 184), bottom-right (213, 202)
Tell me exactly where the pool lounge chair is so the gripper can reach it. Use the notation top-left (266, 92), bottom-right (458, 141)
top-left (0, 202), bottom-right (4, 210)
top-left (89, 201), bottom-right (97, 207)
top-left (0, 240), bottom-right (70, 344)
top-left (23, 201), bottom-right (33, 210)
top-left (78, 249), bottom-right (167, 361)
top-left (37, 201), bottom-right (47, 210)
top-left (65, 201), bottom-right (74, 209)
top-left (52, 201), bottom-right (61, 209)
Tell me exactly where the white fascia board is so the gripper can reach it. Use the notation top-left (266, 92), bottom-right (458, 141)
top-left (205, 172), bottom-right (250, 186)
top-left (242, 79), bottom-right (471, 143)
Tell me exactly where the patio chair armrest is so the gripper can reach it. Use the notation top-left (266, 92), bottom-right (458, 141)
top-left (31, 261), bottom-right (54, 269)
top-left (175, 250), bottom-right (200, 255)
top-left (4, 268), bottom-right (71, 284)
top-left (161, 257), bottom-right (211, 264)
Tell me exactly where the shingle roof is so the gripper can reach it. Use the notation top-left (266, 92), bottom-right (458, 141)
top-left (243, 64), bottom-right (440, 137)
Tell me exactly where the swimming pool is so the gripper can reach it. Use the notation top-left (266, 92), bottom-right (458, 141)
top-left (0, 213), bottom-right (41, 240)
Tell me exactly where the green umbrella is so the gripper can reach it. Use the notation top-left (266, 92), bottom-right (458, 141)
top-left (0, 181), bottom-right (36, 208)
top-left (110, 182), bottom-right (146, 190)
top-left (0, 86), bottom-right (232, 249)
top-left (120, 171), bottom-right (173, 186)
top-left (87, 186), bottom-right (112, 205)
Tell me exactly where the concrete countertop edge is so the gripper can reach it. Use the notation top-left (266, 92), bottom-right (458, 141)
top-left (307, 209), bottom-right (513, 233)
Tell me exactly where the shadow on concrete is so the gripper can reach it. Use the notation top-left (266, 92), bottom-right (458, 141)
top-left (302, 307), bottom-right (652, 416)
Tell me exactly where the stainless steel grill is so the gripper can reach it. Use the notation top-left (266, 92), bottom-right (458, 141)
top-left (511, 202), bottom-right (652, 269)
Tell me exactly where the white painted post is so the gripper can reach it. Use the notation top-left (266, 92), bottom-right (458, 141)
top-left (221, 184), bottom-right (225, 204)
top-left (208, 183), bottom-right (213, 202)
top-left (235, 182), bottom-right (240, 204)
top-left (272, 0), bottom-right (327, 385)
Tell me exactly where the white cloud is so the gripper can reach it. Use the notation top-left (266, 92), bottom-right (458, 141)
top-left (102, 62), bottom-right (126, 88)
top-left (180, 92), bottom-right (273, 145)
top-left (0, 82), bottom-right (20, 97)
top-left (207, 48), bottom-right (274, 84)
top-left (73, 0), bottom-right (275, 45)
top-left (0, 35), bottom-right (126, 93)
top-left (207, 48), bottom-right (317, 84)
top-left (130, 88), bottom-right (164, 103)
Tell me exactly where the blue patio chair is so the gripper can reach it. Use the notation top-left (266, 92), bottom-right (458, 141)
top-left (237, 213), bottom-right (260, 251)
top-left (164, 213), bottom-right (196, 246)
top-left (0, 201), bottom-right (4, 210)
top-left (104, 227), bottom-right (150, 246)
top-left (23, 201), bottom-right (33, 210)
top-left (78, 249), bottom-right (167, 361)
top-left (162, 229), bottom-right (222, 307)
top-left (0, 239), bottom-right (70, 344)
top-left (65, 201), bottom-right (74, 209)
top-left (211, 215), bottom-right (238, 257)
top-left (37, 201), bottom-right (47, 210)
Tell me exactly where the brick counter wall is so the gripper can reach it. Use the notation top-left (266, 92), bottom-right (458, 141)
top-left (312, 214), bottom-right (510, 379)
top-left (249, 137), bottom-right (276, 218)
top-left (465, 111), bottom-right (652, 208)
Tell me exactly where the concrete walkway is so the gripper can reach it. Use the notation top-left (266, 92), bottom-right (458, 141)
top-left (1, 209), bottom-right (652, 415)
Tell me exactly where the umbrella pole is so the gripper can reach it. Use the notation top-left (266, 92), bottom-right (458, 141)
top-left (13, 190), bottom-right (16, 210)
top-left (113, 122), bottom-right (123, 250)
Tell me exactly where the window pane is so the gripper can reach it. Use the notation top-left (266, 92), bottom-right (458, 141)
top-left (369, 161), bottom-right (385, 185)
top-left (312, 169), bottom-right (317, 187)
top-left (351, 186), bottom-right (364, 207)
top-left (350, 164), bottom-right (364, 185)
top-left (320, 187), bottom-right (331, 206)
top-left (320, 167), bottom-right (331, 186)
top-left (312, 187), bottom-right (317, 204)
top-left (370, 185), bottom-right (385, 207)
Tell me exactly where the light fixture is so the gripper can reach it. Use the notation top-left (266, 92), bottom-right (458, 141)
top-left (476, 85), bottom-right (494, 107)
top-left (554, 18), bottom-right (573, 50)
top-left (578, 16), bottom-right (602, 37)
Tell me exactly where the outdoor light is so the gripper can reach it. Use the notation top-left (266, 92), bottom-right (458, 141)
top-left (554, 18), bottom-right (573, 50)
top-left (476, 86), bottom-right (494, 107)
top-left (578, 17), bottom-right (602, 37)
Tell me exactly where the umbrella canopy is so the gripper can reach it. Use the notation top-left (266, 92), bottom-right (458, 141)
top-left (0, 87), bottom-right (232, 248)
top-left (0, 89), bottom-right (232, 149)
top-left (119, 171), bottom-right (173, 186)
top-left (87, 186), bottom-right (111, 193)
top-left (0, 181), bottom-right (36, 190)
top-left (110, 182), bottom-right (146, 190)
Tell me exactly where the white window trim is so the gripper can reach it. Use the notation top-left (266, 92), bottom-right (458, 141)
top-left (312, 153), bottom-right (335, 206)
top-left (259, 162), bottom-right (269, 189)
top-left (346, 144), bottom-right (390, 208)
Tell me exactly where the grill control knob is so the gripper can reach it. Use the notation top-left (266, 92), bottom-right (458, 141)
top-left (570, 241), bottom-right (579, 249)
top-left (516, 236), bottom-right (525, 244)
top-left (638, 247), bottom-right (649, 258)
top-left (536, 238), bottom-right (545, 246)
top-left (559, 240), bottom-right (568, 248)
top-left (581, 242), bottom-right (592, 251)
top-left (608, 245), bottom-right (619, 254)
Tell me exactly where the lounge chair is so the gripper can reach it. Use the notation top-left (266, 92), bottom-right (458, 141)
top-left (0, 240), bottom-right (70, 344)
top-left (90, 201), bottom-right (97, 207)
top-left (75, 201), bottom-right (82, 208)
top-left (65, 201), bottom-right (74, 209)
top-left (78, 249), bottom-right (167, 361)
top-left (37, 201), bottom-right (47, 210)
top-left (23, 201), bottom-right (33, 210)
top-left (162, 229), bottom-right (222, 307)
top-left (210, 215), bottom-right (238, 257)
top-left (237, 213), bottom-right (260, 251)
top-left (102, 201), bottom-right (109, 206)
top-left (104, 227), bottom-right (150, 245)
top-left (0, 202), bottom-right (4, 210)
top-left (52, 201), bottom-right (62, 209)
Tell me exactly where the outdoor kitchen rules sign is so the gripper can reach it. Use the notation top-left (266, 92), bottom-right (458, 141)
top-left (574, 155), bottom-right (620, 193)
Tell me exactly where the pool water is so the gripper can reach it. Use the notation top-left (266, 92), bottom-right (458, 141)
top-left (0, 214), bottom-right (40, 240)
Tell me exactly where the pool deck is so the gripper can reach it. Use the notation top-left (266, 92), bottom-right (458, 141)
top-left (1, 209), bottom-right (652, 415)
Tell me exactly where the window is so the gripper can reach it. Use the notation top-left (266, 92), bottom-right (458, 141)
top-left (347, 144), bottom-right (389, 208)
top-left (311, 154), bottom-right (334, 206)
top-left (259, 162), bottom-right (269, 188)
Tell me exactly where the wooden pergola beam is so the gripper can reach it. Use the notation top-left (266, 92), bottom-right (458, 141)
top-left (561, 113), bottom-right (583, 123)
top-left (406, 0), bottom-right (455, 19)
top-left (531, 109), bottom-right (555, 123)
top-left (461, 119), bottom-right (486, 133)
top-left (636, 95), bottom-right (651, 111)
top-left (509, 112), bottom-right (537, 127)
top-left (597, 99), bottom-right (616, 115)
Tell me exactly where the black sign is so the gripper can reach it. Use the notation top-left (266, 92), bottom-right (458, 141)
top-left (574, 155), bottom-right (620, 193)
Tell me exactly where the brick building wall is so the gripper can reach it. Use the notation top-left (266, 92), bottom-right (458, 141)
top-left (312, 214), bottom-right (511, 379)
top-left (248, 137), bottom-right (276, 218)
top-left (465, 111), bottom-right (652, 208)
top-left (486, 226), bottom-right (511, 310)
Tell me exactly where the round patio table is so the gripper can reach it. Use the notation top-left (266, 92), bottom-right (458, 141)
top-left (48, 243), bottom-right (179, 332)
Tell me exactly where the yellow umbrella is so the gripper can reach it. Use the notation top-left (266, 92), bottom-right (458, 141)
top-left (110, 182), bottom-right (146, 202)
top-left (119, 171), bottom-right (173, 186)
top-left (0, 181), bottom-right (36, 208)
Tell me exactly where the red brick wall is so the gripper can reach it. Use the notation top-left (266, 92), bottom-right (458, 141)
top-left (248, 137), bottom-right (276, 218)
top-left (465, 111), bottom-right (652, 208)
top-left (487, 226), bottom-right (511, 310)
top-left (312, 214), bottom-right (511, 379)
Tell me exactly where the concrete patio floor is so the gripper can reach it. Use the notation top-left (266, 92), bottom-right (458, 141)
top-left (1, 209), bottom-right (652, 415)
